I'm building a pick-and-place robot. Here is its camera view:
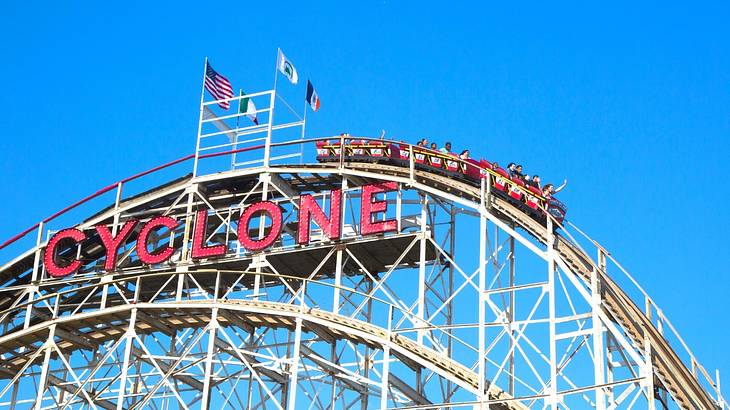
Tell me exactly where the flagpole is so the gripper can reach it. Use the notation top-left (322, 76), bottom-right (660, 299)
top-left (273, 47), bottom-right (280, 94)
top-left (299, 98), bottom-right (307, 165)
top-left (193, 57), bottom-right (208, 177)
top-left (233, 89), bottom-right (242, 170)
top-left (265, 49), bottom-right (280, 167)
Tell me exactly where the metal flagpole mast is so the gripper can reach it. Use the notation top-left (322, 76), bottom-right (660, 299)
top-left (299, 98), bottom-right (307, 165)
top-left (265, 49), bottom-right (280, 167)
top-left (273, 48), bottom-right (280, 94)
top-left (193, 57), bottom-right (208, 177)
top-left (233, 89), bottom-right (242, 169)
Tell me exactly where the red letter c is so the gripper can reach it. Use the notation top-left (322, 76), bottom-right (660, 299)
top-left (44, 228), bottom-right (86, 278)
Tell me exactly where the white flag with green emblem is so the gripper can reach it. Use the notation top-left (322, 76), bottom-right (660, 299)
top-left (238, 90), bottom-right (258, 125)
top-left (277, 49), bottom-right (298, 85)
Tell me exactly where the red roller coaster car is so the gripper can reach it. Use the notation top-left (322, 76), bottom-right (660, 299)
top-left (315, 139), bottom-right (568, 225)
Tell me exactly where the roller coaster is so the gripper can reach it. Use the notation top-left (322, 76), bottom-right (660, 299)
top-left (0, 88), bottom-right (726, 409)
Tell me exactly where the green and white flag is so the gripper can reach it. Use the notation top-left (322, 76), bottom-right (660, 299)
top-left (277, 49), bottom-right (298, 85)
top-left (238, 90), bottom-right (258, 125)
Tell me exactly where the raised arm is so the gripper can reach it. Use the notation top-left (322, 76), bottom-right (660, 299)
top-left (554, 179), bottom-right (568, 193)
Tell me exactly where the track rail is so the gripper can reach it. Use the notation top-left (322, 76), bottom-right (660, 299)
top-left (0, 297), bottom-right (528, 410)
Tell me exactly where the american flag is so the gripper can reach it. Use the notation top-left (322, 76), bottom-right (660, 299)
top-left (204, 62), bottom-right (234, 110)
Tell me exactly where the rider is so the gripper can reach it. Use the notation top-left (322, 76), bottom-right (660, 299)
top-left (530, 175), bottom-right (542, 190)
top-left (513, 164), bottom-right (524, 180)
top-left (542, 180), bottom-right (567, 198)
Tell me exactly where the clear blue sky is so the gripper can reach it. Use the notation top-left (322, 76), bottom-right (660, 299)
top-left (1, 0), bottom-right (728, 395)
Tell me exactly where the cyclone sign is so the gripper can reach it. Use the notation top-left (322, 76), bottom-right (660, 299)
top-left (43, 182), bottom-right (398, 278)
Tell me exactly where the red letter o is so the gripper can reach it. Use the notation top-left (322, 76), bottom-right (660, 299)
top-left (237, 201), bottom-right (283, 251)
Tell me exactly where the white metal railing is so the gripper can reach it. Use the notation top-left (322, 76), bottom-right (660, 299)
top-left (194, 89), bottom-right (305, 176)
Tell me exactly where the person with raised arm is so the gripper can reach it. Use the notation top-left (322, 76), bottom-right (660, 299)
top-left (542, 179), bottom-right (567, 199)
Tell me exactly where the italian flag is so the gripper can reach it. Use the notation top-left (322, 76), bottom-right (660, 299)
top-left (239, 90), bottom-right (258, 125)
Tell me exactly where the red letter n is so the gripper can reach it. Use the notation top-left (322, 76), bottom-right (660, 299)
top-left (297, 189), bottom-right (342, 244)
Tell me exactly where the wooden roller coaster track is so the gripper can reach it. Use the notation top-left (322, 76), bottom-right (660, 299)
top-left (0, 158), bottom-right (720, 409)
